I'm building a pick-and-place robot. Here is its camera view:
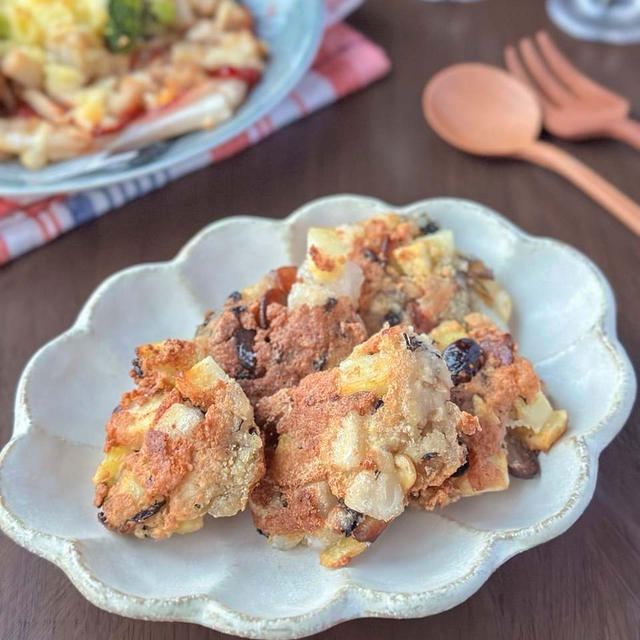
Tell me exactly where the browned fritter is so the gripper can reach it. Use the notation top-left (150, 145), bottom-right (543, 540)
top-left (250, 326), bottom-right (475, 567)
top-left (412, 313), bottom-right (548, 508)
top-left (343, 215), bottom-right (461, 333)
top-left (93, 342), bottom-right (264, 539)
top-left (195, 274), bottom-right (366, 408)
top-left (299, 213), bottom-right (506, 336)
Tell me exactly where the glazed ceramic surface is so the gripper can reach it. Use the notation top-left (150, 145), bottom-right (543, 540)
top-left (0, 0), bottom-right (324, 196)
top-left (0, 196), bottom-right (635, 638)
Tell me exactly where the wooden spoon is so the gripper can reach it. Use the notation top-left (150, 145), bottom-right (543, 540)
top-left (423, 63), bottom-right (640, 235)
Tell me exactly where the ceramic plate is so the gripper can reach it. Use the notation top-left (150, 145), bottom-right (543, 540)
top-left (0, 0), bottom-right (324, 197)
top-left (0, 196), bottom-right (635, 638)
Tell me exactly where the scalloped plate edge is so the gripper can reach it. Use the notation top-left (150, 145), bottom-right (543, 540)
top-left (0, 195), bottom-right (636, 638)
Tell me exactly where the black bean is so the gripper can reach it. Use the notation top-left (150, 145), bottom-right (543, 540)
top-left (131, 358), bottom-right (143, 378)
top-left (312, 353), bottom-right (328, 371)
top-left (323, 297), bottom-right (338, 312)
top-left (384, 310), bottom-right (402, 327)
top-left (129, 500), bottom-right (165, 523)
top-left (233, 326), bottom-right (257, 371)
top-left (403, 332), bottom-right (424, 352)
top-left (380, 235), bottom-right (390, 259)
top-left (420, 221), bottom-right (440, 235)
top-left (338, 505), bottom-right (363, 536)
top-left (443, 338), bottom-right (486, 385)
top-left (451, 460), bottom-right (469, 477)
top-left (362, 248), bottom-right (381, 263)
top-left (263, 424), bottom-right (279, 449)
top-left (258, 296), bottom-right (269, 329)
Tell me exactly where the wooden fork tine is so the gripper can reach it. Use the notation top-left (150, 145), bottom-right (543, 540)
top-left (504, 45), bottom-right (533, 87)
top-left (504, 45), bottom-right (554, 113)
top-left (535, 31), bottom-right (621, 101)
top-left (518, 38), bottom-right (573, 105)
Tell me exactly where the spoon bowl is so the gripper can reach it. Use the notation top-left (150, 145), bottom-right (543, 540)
top-left (422, 62), bottom-right (640, 235)
top-left (423, 63), bottom-right (542, 156)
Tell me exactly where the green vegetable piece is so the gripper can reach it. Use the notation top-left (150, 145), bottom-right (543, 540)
top-left (148, 0), bottom-right (176, 26)
top-left (105, 0), bottom-right (145, 53)
top-left (105, 0), bottom-right (176, 53)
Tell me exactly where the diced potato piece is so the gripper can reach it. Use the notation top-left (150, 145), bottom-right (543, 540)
top-left (332, 414), bottom-right (365, 470)
top-left (92, 446), bottom-right (130, 485)
top-left (306, 227), bottom-right (350, 283)
top-left (175, 516), bottom-right (204, 534)
top-left (344, 470), bottom-right (404, 521)
top-left (71, 86), bottom-right (109, 129)
top-left (175, 356), bottom-right (228, 407)
top-left (514, 390), bottom-right (553, 433)
top-left (320, 536), bottom-right (368, 568)
top-left (429, 320), bottom-right (469, 351)
top-left (2, 47), bottom-right (44, 88)
top-left (118, 469), bottom-right (146, 502)
top-left (270, 533), bottom-right (305, 550)
top-left (424, 229), bottom-right (455, 263)
top-left (482, 279), bottom-right (512, 323)
top-left (337, 350), bottom-right (392, 397)
top-left (121, 394), bottom-right (165, 444)
top-left (392, 229), bottom-right (454, 278)
top-left (392, 239), bottom-right (431, 278)
top-left (394, 454), bottom-right (417, 491)
top-left (155, 403), bottom-right (204, 438)
top-left (45, 63), bottom-right (85, 95)
top-left (512, 410), bottom-right (568, 452)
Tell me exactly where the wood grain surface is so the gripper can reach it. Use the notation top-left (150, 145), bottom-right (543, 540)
top-left (1, 1), bottom-right (638, 638)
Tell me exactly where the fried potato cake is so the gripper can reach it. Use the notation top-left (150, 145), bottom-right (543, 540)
top-left (249, 325), bottom-right (478, 568)
top-left (412, 313), bottom-right (567, 508)
top-left (195, 253), bottom-right (367, 408)
top-left (93, 341), bottom-right (264, 538)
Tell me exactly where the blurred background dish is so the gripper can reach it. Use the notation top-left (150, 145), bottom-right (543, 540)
top-left (0, 0), bottom-right (324, 196)
top-left (547, 0), bottom-right (640, 44)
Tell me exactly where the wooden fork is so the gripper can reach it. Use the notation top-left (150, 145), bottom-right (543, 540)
top-left (504, 31), bottom-right (640, 150)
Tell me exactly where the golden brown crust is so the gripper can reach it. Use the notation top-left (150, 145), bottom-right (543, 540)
top-left (413, 313), bottom-right (542, 506)
top-left (94, 342), bottom-right (264, 539)
top-left (250, 326), bottom-right (470, 566)
top-left (195, 295), bottom-right (366, 408)
top-left (130, 339), bottom-right (198, 392)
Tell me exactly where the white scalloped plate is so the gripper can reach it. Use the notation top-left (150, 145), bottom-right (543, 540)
top-left (0, 196), bottom-right (635, 639)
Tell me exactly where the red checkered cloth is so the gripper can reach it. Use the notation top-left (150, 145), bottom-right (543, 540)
top-left (0, 0), bottom-right (390, 265)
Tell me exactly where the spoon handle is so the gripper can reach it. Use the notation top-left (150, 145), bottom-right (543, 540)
top-left (605, 117), bottom-right (640, 151)
top-left (517, 141), bottom-right (640, 236)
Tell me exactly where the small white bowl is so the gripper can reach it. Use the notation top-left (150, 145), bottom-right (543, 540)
top-left (0, 196), bottom-right (635, 639)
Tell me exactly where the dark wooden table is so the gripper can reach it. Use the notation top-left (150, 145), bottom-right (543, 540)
top-left (1, 1), bottom-right (638, 639)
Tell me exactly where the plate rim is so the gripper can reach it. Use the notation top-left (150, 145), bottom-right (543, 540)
top-left (0, 0), bottom-right (325, 197)
top-left (0, 194), bottom-right (636, 639)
